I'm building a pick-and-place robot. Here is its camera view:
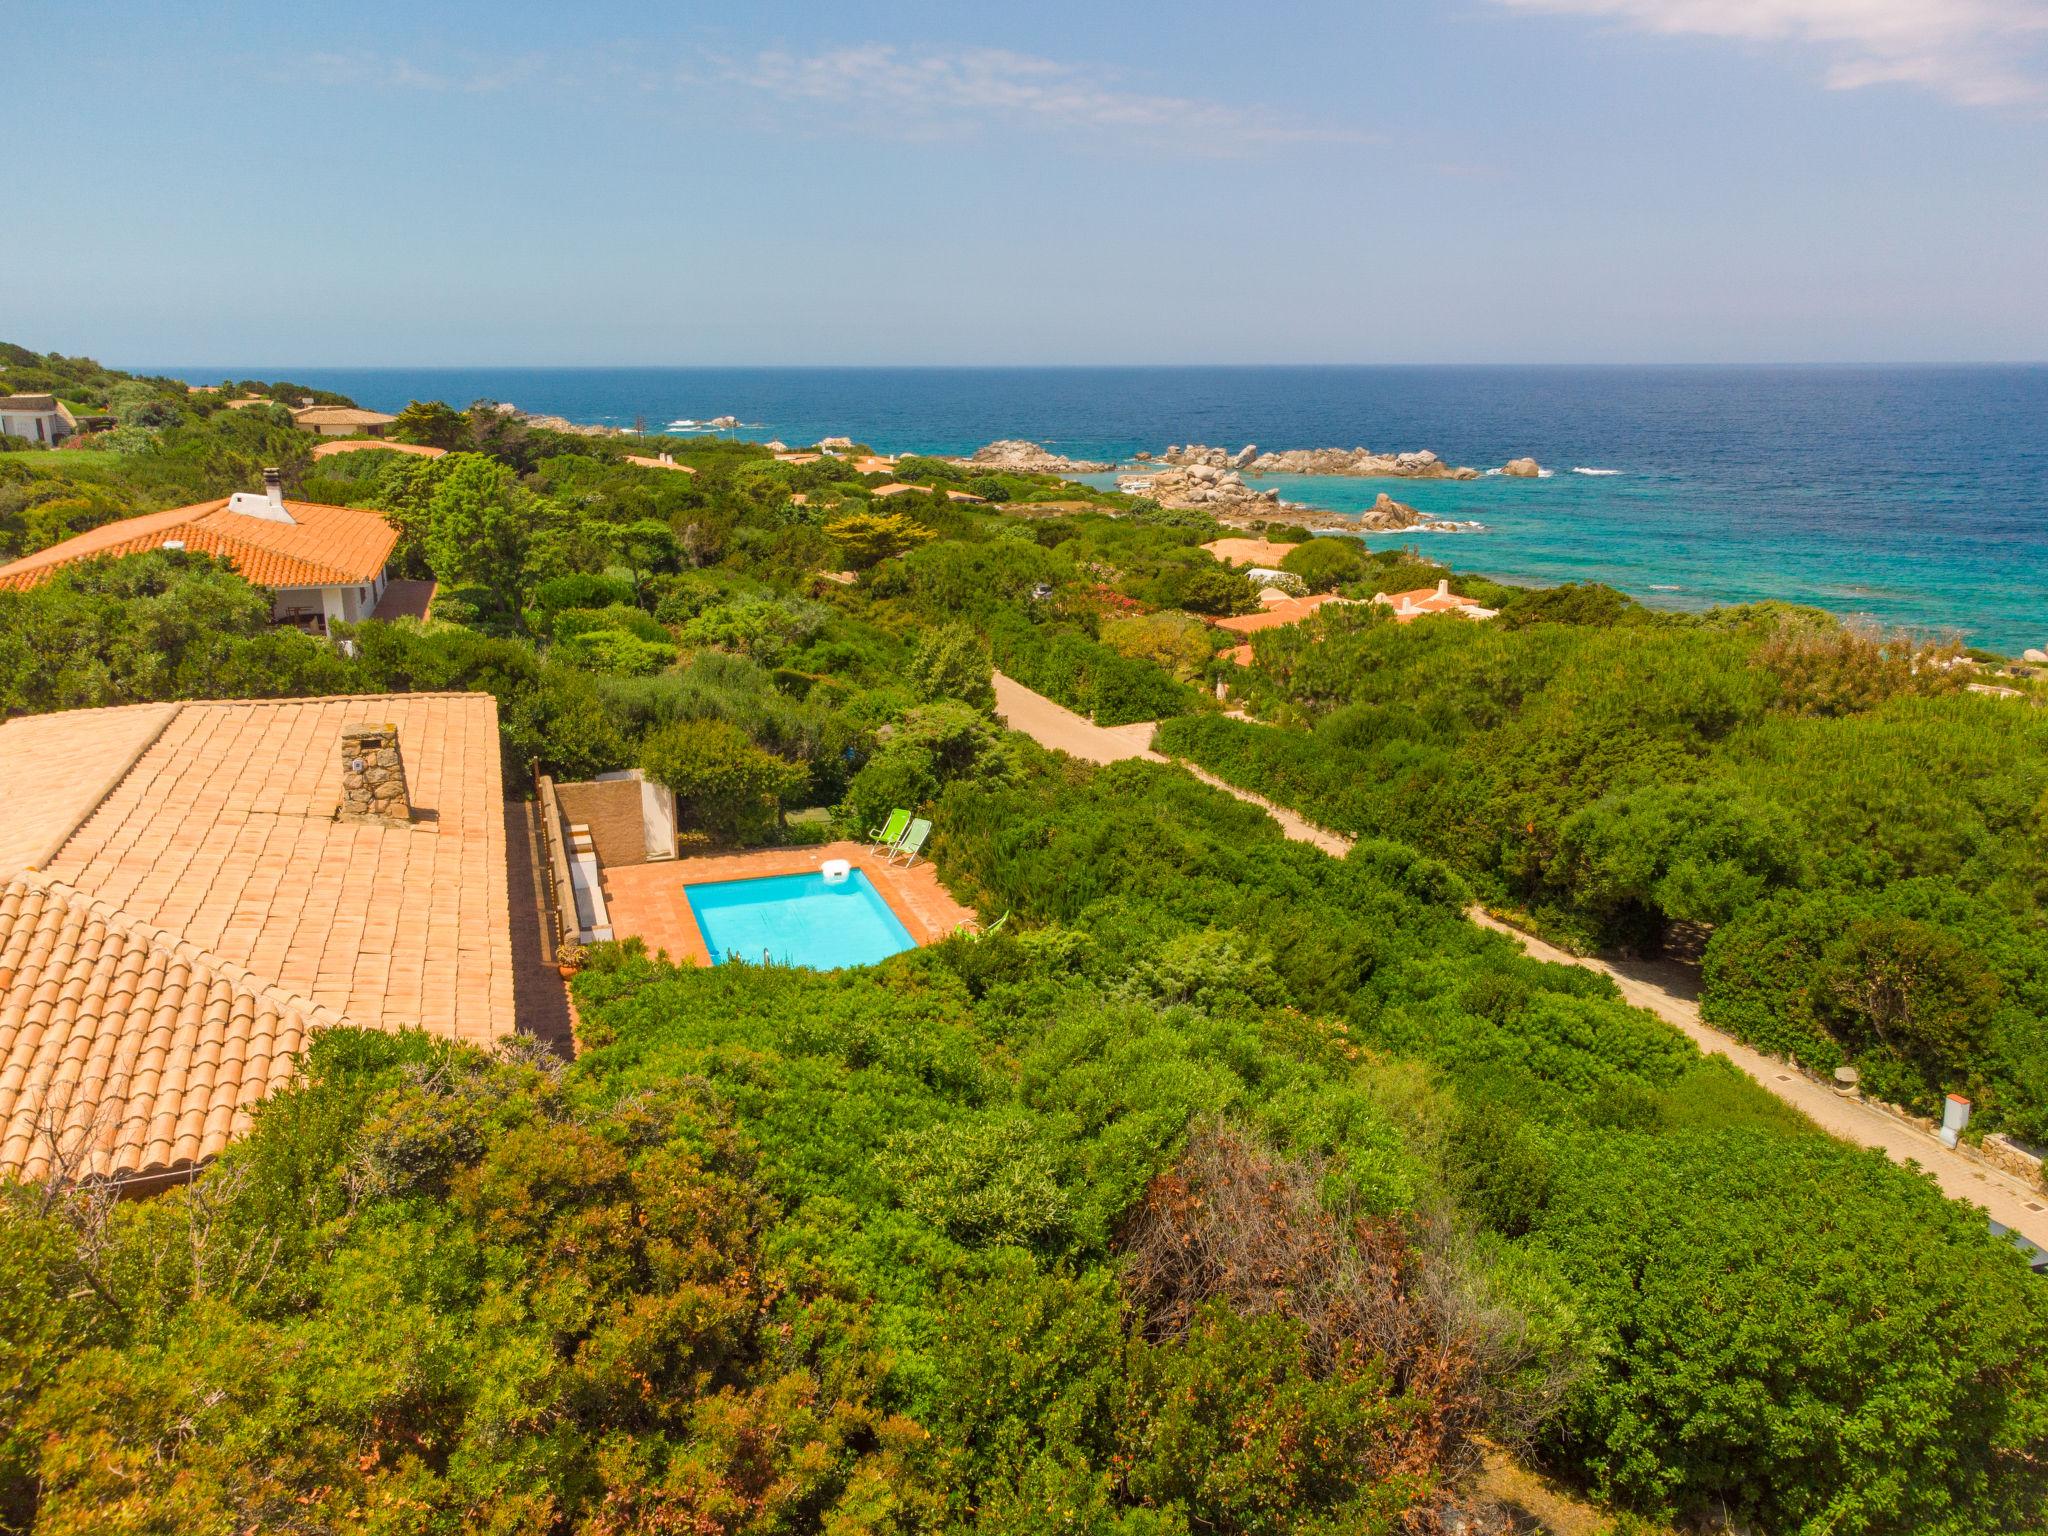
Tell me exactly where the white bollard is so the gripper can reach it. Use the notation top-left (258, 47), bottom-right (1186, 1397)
top-left (1940, 1094), bottom-right (1971, 1149)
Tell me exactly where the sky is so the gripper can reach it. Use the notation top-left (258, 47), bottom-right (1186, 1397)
top-left (9, 0), bottom-right (2048, 365)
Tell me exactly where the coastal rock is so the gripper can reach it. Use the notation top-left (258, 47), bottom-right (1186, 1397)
top-left (2026, 648), bottom-right (2048, 664)
top-left (511, 410), bottom-right (626, 438)
top-left (1501, 457), bottom-right (1543, 477)
top-left (1133, 450), bottom-right (1154, 461)
top-left (961, 439), bottom-right (1114, 474)
top-left (765, 439), bottom-right (789, 453)
top-left (1355, 492), bottom-right (1428, 531)
top-left (819, 435), bottom-right (855, 451)
top-left (709, 414), bottom-right (739, 429)
top-left (1193, 444), bottom-right (1485, 480)
top-left (1116, 464), bottom-right (1283, 513)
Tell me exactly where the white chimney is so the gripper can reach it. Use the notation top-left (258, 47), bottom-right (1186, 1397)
top-left (1436, 579), bottom-right (1450, 597)
top-left (225, 467), bottom-right (296, 524)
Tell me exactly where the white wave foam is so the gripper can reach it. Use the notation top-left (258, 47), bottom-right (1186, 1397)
top-left (1536, 468), bottom-right (1555, 478)
top-left (1571, 467), bottom-right (1623, 476)
top-left (1482, 467), bottom-right (1503, 476)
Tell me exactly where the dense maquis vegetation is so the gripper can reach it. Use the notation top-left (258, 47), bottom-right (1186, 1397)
top-left (3, 344), bottom-right (2047, 1534)
top-left (1159, 598), bottom-right (2048, 1141)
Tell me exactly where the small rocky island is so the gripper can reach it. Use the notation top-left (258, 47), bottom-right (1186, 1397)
top-left (959, 439), bottom-right (1114, 473)
top-left (1153, 443), bottom-right (1543, 479)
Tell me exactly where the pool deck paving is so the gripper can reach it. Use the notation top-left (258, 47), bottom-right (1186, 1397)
top-left (989, 670), bottom-right (2048, 1251)
top-left (601, 839), bottom-right (978, 968)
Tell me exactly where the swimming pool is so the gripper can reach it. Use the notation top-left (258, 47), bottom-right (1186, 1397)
top-left (684, 869), bottom-right (916, 970)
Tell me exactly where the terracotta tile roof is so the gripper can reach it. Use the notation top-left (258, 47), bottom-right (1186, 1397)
top-left (0, 693), bottom-right (515, 1183)
top-left (1202, 537), bottom-right (1301, 568)
top-left (1213, 593), bottom-right (1356, 635)
top-left (0, 497), bottom-right (398, 592)
top-left (291, 405), bottom-right (397, 428)
top-left (310, 439), bottom-right (445, 460)
top-left (0, 878), bottom-right (323, 1184)
top-left (1373, 582), bottom-right (1498, 623)
top-left (0, 705), bottom-right (181, 876)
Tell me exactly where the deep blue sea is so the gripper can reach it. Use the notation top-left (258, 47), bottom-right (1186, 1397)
top-left (167, 365), bottom-right (2048, 652)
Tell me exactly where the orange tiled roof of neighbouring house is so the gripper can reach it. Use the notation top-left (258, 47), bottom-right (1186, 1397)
top-left (0, 693), bottom-right (515, 1185)
top-left (1213, 592), bottom-right (1357, 635)
top-left (1372, 580), bottom-right (1499, 623)
top-left (291, 404), bottom-right (397, 430)
top-left (0, 496), bottom-right (399, 591)
top-left (310, 439), bottom-right (446, 460)
top-left (1201, 537), bottom-right (1301, 569)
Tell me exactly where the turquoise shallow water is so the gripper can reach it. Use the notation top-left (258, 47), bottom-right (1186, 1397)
top-left (1076, 463), bottom-right (2033, 642)
top-left (164, 365), bottom-right (2048, 651)
top-left (686, 870), bottom-right (914, 970)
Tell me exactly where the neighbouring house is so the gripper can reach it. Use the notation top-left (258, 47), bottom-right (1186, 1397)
top-left (292, 404), bottom-right (398, 437)
top-left (1372, 579), bottom-right (1499, 624)
top-left (0, 468), bottom-right (400, 631)
top-left (624, 452), bottom-right (697, 474)
top-left (1210, 591), bottom-right (1359, 667)
top-left (1201, 536), bottom-right (1300, 569)
top-left (872, 483), bottom-right (988, 503)
top-left (0, 394), bottom-right (76, 445)
top-left (0, 693), bottom-right (526, 1187)
top-left (310, 438), bottom-right (446, 461)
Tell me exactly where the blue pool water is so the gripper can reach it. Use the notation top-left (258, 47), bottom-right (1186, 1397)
top-left (685, 869), bottom-right (914, 970)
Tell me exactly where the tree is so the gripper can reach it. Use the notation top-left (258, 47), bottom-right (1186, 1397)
top-left (1819, 916), bottom-right (2000, 1081)
top-left (1168, 560), bottom-right (1258, 616)
top-left (824, 510), bottom-right (935, 570)
top-left (1100, 611), bottom-right (1216, 681)
top-left (641, 717), bottom-right (807, 843)
top-left (843, 699), bottom-right (1017, 834)
top-left (422, 454), bottom-right (534, 612)
top-left (1279, 537), bottom-right (1370, 594)
top-left (907, 623), bottom-right (995, 709)
top-left (388, 399), bottom-right (470, 450)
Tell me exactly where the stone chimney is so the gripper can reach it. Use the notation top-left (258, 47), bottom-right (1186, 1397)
top-left (263, 466), bottom-right (285, 508)
top-left (339, 723), bottom-right (412, 822)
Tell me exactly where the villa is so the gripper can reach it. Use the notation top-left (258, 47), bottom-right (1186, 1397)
top-left (0, 692), bottom-right (538, 1188)
top-left (1200, 536), bottom-right (1300, 569)
top-left (310, 438), bottom-right (446, 461)
top-left (625, 452), bottom-right (697, 474)
top-left (1373, 580), bottom-right (1498, 623)
top-left (0, 469), bottom-right (402, 631)
top-left (292, 404), bottom-right (398, 436)
top-left (0, 394), bottom-right (76, 445)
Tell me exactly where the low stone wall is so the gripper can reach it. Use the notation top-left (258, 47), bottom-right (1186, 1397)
top-left (555, 778), bottom-right (650, 868)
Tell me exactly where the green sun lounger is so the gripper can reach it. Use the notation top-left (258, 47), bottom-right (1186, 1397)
top-left (887, 817), bottom-right (932, 867)
top-left (869, 808), bottom-right (911, 853)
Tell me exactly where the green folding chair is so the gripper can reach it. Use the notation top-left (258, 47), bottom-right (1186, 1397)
top-left (887, 817), bottom-right (932, 867)
top-left (868, 807), bottom-right (911, 854)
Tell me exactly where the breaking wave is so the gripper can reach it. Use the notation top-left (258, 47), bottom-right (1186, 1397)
top-left (1572, 467), bottom-right (1623, 476)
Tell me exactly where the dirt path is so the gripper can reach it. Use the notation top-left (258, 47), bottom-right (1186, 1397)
top-left (990, 672), bottom-right (2048, 1249)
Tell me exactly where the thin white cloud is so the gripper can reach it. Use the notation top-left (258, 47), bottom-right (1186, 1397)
top-left (1490, 0), bottom-right (2048, 106)
top-left (303, 50), bottom-right (548, 95)
top-left (726, 44), bottom-right (1367, 152)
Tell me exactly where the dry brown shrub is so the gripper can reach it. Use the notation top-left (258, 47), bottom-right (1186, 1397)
top-left (1752, 616), bottom-right (1964, 717)
top-left (1119, 1125), bottom-right (1577, 1505)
